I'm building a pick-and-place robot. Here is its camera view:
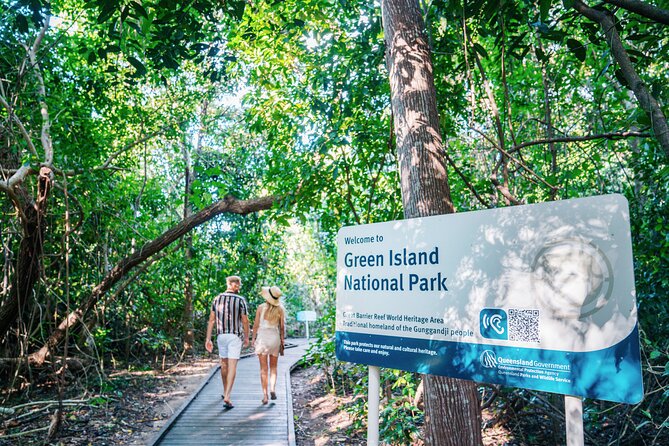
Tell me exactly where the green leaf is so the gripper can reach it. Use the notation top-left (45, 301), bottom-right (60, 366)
top-left (97, 0), bottom-right (118, 23)
top-left (132, 2), bottom-right (149, 19)
top-left (566, 38), bottom-right (586, 62)
top-left (473, 43), bottom-right (489, 59)
top-left (540, 0), bottom-right (551, 22)
top-left (650, 350), bottom-right (661, 359)
top-left (614, 69), bottom-right (631, 90)
top-left (205, 166), bottom-right (223, 176)
top-left (127, 56), bottom-right (147, 76)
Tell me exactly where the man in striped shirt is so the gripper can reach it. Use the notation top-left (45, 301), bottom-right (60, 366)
top-left (205, 275), bottom-right (250, 409)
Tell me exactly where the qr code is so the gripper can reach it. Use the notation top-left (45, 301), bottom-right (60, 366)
top-left (508, 309), bottom-right (540, 343)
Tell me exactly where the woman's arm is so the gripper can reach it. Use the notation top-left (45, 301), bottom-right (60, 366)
top-left (251, 306), bottom-right (262, 344)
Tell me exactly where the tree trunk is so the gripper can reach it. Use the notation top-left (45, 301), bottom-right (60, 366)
top-left (381, 1), bottom-right (483, 445)
top-left (29, 194), bottom-right (278, 365)
top-left (182, 141), bottom-right (195, 353)
top-left (181, 101), bottom-right (207, 353)
top-left (0, 167), bottom-right (52, 338)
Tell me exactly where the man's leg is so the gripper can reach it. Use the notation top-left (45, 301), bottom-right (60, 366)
top-left (224, 358), bottom-right (238, 403)
top-left (220, 358), bottom-right (228, 395)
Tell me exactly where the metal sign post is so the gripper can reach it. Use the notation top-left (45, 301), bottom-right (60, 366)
top-left (368, 366), bottom-right (380, 446)
top-left (565, 396), bottom-right (584, 446)
top-left (296, 311), bottom-right (317, 339)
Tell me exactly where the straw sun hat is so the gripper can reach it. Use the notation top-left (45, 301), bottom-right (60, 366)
top-left (261, 286), bottom-right (283, 306)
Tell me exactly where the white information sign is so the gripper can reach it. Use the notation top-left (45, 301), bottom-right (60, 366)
top-left (297, 311), bottom-right (317, 322)
top-left (335, 194), bottom-right (643, 403)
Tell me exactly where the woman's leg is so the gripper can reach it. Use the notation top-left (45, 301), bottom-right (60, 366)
top-left (269, 354), bottom-right (279, 398)
top-left (258, 354), bottom-right (269, 403)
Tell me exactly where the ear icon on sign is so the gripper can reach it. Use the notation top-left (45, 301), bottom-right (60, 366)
top-left (480, 309), bottom-right (508, 340)
top-left (483, 313), bottom-right (505, 335)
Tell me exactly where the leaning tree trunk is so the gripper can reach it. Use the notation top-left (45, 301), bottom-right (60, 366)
top-left (29, 194), bottom-right (278, 365)
top-left (381, 1), bottom-right (483, 445)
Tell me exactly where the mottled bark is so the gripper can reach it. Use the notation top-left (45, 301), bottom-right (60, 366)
top-left (381, 0), bottom-right (454, 217)
top-left (381, 1), bottom-right (483, 445)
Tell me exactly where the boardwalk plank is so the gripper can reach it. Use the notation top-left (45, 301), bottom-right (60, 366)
top-left (151, 339), bottom-right (308, 446)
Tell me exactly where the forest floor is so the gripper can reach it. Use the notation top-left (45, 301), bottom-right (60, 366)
top-left (1, 352), bottom-right (632, 446)
top-left (0, 355), bottom-right (214, 445)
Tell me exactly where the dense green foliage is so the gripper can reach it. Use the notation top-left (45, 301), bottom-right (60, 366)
top-left (1, 0), bottom-right (668, 444)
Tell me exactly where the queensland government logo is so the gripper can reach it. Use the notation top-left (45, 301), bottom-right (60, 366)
top-left (480, 350), bottom-right (498, 368)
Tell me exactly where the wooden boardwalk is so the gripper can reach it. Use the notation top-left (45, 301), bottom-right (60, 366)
top-left (150, 339), bottom-right (309, 446)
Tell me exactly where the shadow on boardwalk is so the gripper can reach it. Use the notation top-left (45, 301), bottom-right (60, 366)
top-left (149, 338), bottom-right (310, 446)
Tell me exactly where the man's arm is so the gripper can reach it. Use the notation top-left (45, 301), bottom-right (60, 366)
top-left (242, 314), bottom-right (250, 347)
top-left (205, 310), bottom-right (215, 352)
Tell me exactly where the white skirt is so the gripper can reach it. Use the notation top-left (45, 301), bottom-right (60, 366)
top-left (255, 327), bottom-right (281, 356)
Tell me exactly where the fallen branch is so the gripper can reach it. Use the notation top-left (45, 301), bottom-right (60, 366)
top-left (0, 425), bottom-right (50, 439)
top-left (9, 399), bottom-right (89, 411)
top-left (0, 356), bottom-right (86, 372)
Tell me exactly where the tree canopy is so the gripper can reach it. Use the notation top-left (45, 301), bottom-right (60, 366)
top-left (1, 0), bottom-right (668, 444)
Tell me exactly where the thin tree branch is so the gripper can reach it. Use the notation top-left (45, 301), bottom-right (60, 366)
top-left (603, 0), bottom-right (669, 25)
top-left (365, 118), bottom-right (393, 222)
top-left (97, 125), bottom-right (174, 170)
top-left (337, 147), bottom-right (362, 225)
top-left (490, 177), bottom-right (522, 205)
top-left (0, 95), bottom-right (40, 159)
top-left (28, 15), bottom-right (53, 165)
top-left (573, 0), bottom-right (669, 158)
top-left (511, 131), bottom-right (651, 152)
top-left (499, 14), bottom-right (518, 148)
top-left (471, 127), bottom-right (558, 191)
top-left (443, 153), bottom-right (492, 208)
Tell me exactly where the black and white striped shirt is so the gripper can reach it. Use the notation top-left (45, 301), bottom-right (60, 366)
top-left (211, 293), bottom-right (249, 337)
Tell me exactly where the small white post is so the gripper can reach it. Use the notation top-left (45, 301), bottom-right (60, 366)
top-left (305, 321), bottom-right (310, 339)
top-left (565, 395), bottom-right (584, 446)
top-left (368, 366), bottom-right (380, 446)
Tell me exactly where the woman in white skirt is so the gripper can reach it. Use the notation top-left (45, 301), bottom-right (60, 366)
top-left (251, 285), bottom-right (286, 404)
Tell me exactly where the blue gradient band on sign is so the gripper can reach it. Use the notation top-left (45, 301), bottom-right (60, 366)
top-left (335, 325), bottom-right (643, 404)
